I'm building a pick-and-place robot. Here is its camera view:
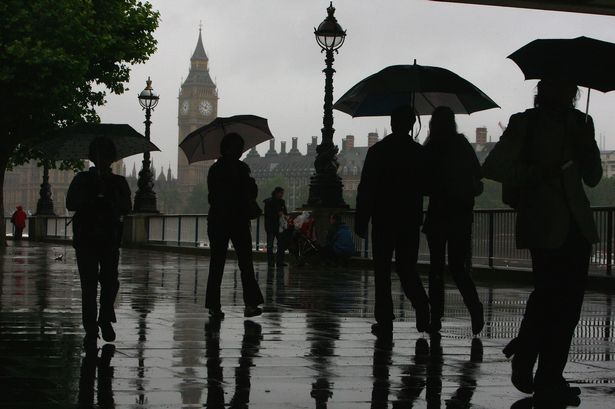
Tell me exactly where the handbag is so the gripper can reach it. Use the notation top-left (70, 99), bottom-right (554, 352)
top-left (501, 110), bottom-right (537, 209)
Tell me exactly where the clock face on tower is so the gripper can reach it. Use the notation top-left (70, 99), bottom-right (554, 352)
top-left (181, 100), bottom-right (189, 115)
top-left (199, 100), bottom-right (213, 116)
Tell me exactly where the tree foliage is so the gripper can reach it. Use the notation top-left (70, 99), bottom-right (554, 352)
top-left (1, 0), bottom-right (159, 158)
top-left (0, 0), bottom-right (159, 243)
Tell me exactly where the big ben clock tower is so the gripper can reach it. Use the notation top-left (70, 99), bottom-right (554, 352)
top-left (177, 27), bottom-right (218, 194)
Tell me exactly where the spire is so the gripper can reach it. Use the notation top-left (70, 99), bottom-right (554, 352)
top-left (191, 25), bottom-right (209, 61)
top-left (167, 164), bottom-right (173, 181)
top-left (183, 25), bottom-right (215, 87)
top-left (131, 163), bottom-right (137, 179)
top-left (158, 166), bottom-right (166, 182)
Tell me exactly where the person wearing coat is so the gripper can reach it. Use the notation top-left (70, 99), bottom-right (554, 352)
top-left (355, 105), bottom-right (430, 338)
top-left (422, 106), bottom-right (484, 335)
top-left (263, 187), bottom-right (288, 267)
top-left (482, 78), bottom-right (602, 406)
top-left (66, 137), bottom-right (132, 349)
top-left (206, 132), bottom-right (264, 320)
top-left (10, 205), bottom-right (27, 240)
top-left (322, 213), bottom-right (355, 264)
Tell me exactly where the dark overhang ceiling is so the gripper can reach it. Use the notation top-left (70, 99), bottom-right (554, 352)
top-left (431, 1), bottom-right (615, 16)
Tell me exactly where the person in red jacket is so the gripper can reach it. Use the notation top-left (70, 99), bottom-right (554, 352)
top-left (10, 206), bottom-right (27, 240)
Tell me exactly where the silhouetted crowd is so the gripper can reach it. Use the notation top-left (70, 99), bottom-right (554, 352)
top-left (66, 78), bottom-right (600, 407)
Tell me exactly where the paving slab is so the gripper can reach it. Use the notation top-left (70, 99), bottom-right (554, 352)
top-left (1, 242), bottom-right (614, 408)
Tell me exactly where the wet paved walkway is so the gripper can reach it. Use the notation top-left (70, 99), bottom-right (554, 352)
top-left (1, 242), bottom-right (614, 408)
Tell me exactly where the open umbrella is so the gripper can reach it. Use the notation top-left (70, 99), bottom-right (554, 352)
top-left (333, 63), bottom-right (499, 117)
top-left (179, 115), bottom-right (274, 163)
top-left (508, 36), bottom-right (615, 116)
top-left (33, 123), bottom-right (160, 160)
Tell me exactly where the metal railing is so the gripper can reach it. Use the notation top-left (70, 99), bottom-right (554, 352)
top-left (4, 216), bottom-right (30, 238)
top-left (45, 216), bottom-right (73, 239)
top-left (26, 207), bottom-right (615, 275)
top-left (4, 217), bottom-right (14, 237)
top-left (142, 208), bottom-right (615, 275)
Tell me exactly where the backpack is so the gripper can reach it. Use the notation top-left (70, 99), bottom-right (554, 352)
top-left (73, 174), bottom-right (121, 247)
top-left (501, 110), bottom-right (538, 209)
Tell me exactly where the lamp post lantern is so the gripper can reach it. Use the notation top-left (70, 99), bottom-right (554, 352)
top-left (133, 77), bottom-right (160, 213)
top-left (307, 1), bottom-right (348, 208)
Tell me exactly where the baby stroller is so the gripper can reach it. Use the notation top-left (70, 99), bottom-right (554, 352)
top-left (287, 211), bottom-right (319, 266)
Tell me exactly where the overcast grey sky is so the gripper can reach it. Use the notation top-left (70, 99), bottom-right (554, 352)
top-left (97, 0), bottom-right (615, 176)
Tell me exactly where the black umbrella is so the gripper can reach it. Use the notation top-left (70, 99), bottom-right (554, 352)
top-left (333, 63), bottom-right (499, 117)
top-left (508, 36), bottom-right (615, 92)
top-left (179, 115), bottom-right (274, 163)
top-left (508, 36), bottom-right (615, 117)
top-left (33, 123), bottom-right (160, 160)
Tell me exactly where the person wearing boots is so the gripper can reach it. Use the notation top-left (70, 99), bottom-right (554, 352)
top-left (483, 78), bottom-right (602, 406)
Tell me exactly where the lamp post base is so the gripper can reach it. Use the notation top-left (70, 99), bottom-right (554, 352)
top-left (35, 166), bottom-right (55, 216)
top-left (133, 194), bottom-right (159, 214)
top-left (306, 173), bottom-right (349, 209)
top-left (35, 199), bottom-right (55, 216)
top-left (133, 160), bottom-right (159, 213)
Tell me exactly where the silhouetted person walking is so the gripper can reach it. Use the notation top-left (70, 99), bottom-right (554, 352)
top-left (10, 205), bottom-right (27, 240)
top-left (263, 186), bottom-right (288, 267)
top-left (483, 79), bottom-right (601, 406)
top-left (356, 105), bottom-right (430, 338)
top-left (67, 137), bottom-right (131, 349)
top-left (423, 106), bottom-right (484, 335)
top-left (206, 132), bottom-right (264, 319)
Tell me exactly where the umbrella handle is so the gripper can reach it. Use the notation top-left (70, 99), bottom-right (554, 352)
top-left (585, 88), bottom-right (591, 123)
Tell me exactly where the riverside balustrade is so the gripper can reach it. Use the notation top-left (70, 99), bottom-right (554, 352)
top-left (21, 207), bottom-right (615, 275)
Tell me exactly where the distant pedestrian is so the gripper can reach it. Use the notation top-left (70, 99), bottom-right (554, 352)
top-left (321, 213), bottom-right (355, 266)
top-left (422, 106), bottom-right (484, 335)
top-left (10, 205), bottom-right (27, 240)
top-left (263, 187), bottom-right (288, 267)
top-left (66, 137), bottom-right (132, 349)
top-left (483, 78), bottom-right (602, 405)
top-left (356, 105), bottom-right (430, 338)
top-left (206, 132), bottom-right (264, 319)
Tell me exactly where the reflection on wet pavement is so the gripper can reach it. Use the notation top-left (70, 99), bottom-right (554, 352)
top-left (1, 242), bottom-right (614, 408)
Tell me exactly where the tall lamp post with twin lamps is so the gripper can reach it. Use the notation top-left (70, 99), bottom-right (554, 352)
top-left (133, 77), bottom-right (159, 213)
top-left (307, 2), bottom-right (348, 209)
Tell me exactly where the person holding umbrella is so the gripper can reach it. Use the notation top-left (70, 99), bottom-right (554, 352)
top-left (482, 78), bottom-right (602, 405)
top-left (422, 106), bottom-right (484, 336)
top-left (66, 136), bottom-right (132, 349)
top-left (355, 105), bottom-right (430, 338)
top-left (206, 132), bottom-right (264, 319)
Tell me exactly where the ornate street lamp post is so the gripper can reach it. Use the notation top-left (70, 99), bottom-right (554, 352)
top-left (307, 2), bottom-right (348, 208)
top-left (35, 163), bottom-right (55, 215)
top-left (133, 77), bottom-right (160, 213)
